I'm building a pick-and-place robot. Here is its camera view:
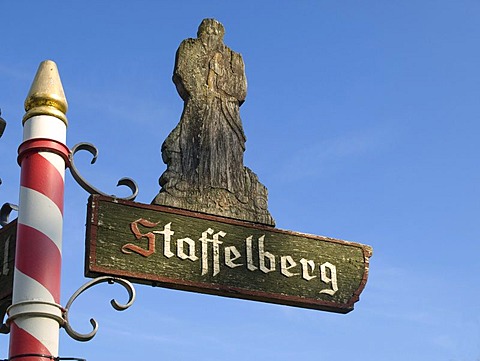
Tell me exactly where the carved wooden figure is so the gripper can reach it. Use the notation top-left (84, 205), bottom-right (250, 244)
top-left (153, 19), bottom-right (274, 226)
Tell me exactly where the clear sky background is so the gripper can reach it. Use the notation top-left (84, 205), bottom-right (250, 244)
top-left (1, 1), bottom-right (480, 360)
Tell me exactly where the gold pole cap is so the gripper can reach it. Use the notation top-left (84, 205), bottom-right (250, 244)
top-left (23, 60), bottom-right (68, 126)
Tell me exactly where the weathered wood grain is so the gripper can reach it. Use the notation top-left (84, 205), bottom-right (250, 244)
top-left (86, 195), bottom-right (372, 313)
top-left (152, 18), bottom-right (274, 226)
top-left (0, 220), bottom-right (16, 303)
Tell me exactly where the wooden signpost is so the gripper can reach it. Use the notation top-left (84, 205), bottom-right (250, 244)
top-left (2, 20), bottom-right (372, 361)
top-left (0, 20), bottom-right (376, 361)
top-left (0, 220), bottom-right (16, 331)
top-left (0, 221), bottom-right (15, 302)
top-left (85, 19), bottom-right (375, 315)
top-left (86, 195), bottom-right (372, 314)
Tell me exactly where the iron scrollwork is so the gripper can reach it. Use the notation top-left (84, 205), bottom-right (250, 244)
top-left (0, 298), bottom-right (12, 334)
top-left (69, 142), bottom-right (139, 201)
top-left (0, 203), bottom-right (18, 227)
top-left (63, 276), bottom-right (136, 342)
top-left (66, 144), bottom-right (138, 342)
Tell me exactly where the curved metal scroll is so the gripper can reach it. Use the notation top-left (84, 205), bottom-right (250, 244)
top-left (0, 298), bottom-right (12, 334)
top-left (69, 142), bottom-right (139, 201)
top-left (0, 203), bottom-right (18, 227)
top-left (63, 276), bottom-right (136, 342)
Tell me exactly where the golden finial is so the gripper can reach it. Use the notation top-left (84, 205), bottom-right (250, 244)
top-left (23, 60), bottom-right (68, 125)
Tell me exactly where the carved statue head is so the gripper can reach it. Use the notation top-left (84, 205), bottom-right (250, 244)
top-left (197, 18), bottom-right (225, 45)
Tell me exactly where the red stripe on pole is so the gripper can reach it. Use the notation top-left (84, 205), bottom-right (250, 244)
top-left (9, 60), bottom-right (67, 361)
top-left (19, 153), bottom-right (65, 214)
top-left (9, 323), bottom-right (52, 360)
top-left (17, 138), bottom-right (70, 167)
top-left (15, 224), bottom-right (62, 303)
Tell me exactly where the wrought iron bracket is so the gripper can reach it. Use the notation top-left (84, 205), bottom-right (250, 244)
top-left (63, 276), bottom-right (136, 342)
top-left (69, 142), bottom-right (139, 201)
top-left (1, 203), bottom-right (18, 227)
top-left (0, 298), bottom-right (12, 334)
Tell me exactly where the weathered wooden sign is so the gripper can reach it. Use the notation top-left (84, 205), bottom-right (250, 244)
top-left (0, 220), bottom-right (16, 310)
top-left (85, 195), bottom-right (372, 313)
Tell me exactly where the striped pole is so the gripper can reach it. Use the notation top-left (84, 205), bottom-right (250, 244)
top-left (8, 60), bottom-right (69, 361)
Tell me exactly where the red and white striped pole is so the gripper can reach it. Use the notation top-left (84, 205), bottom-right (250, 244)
top-left (8, 60), bottom-right (69, 361)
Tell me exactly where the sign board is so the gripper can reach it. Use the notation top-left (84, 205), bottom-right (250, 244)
top-left (86, 195), bottom-right (372, 314)
top-left (0, 220), bottom-right (16, 305)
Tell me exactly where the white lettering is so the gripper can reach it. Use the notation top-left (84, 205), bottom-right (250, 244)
top-left (123, 220), bottom-right (340, 296)
top-left (259, 236), bottom-right (275, 273)
top-left (280, 255), bottom-right (299, 277)
top-left (246, 236), bottom-right (257, 271)
top-left (300, 258), bottom-right (317, 281)
top-left (153, 222), bottom-right (175, 258)
top-left (177, 237), bottom-right (199, 261)
top-left (200, 228), bottom-right (225, 276)
top-left (225, 246), bottom-right (243, 268)
top-left (320, 262), bottom-right (338, 295)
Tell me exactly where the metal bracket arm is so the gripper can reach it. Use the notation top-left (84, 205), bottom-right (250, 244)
top-left (62, 276), bottom-right (136, 342)
top-left (69, 142), bottom-right (139, 201)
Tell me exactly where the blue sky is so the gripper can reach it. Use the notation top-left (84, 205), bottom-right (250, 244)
top-left (1, 1), bottom-right (480, 360)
